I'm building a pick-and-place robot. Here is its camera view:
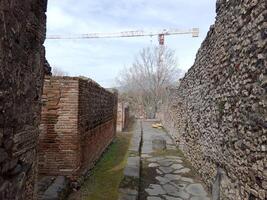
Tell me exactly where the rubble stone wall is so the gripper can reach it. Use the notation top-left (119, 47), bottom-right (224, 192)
top-left (0, 1), bottom-right (47, 199)
top-left (39, 76), bottom-right (117, 179)
top-left (161, 0), bottom-right (267, 199)
top-left (117, 102), bottom-right (130, 132)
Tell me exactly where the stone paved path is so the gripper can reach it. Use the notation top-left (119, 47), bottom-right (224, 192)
top-left (140, 121), bottom-right (210, 200)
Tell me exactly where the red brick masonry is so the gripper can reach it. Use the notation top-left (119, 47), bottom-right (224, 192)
top-left (39, 76), bottom-right (117, 180)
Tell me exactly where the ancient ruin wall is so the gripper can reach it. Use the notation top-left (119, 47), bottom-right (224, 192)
top-left (117, 102), bottom-right (124, 132)
top-left (78, 78), bottom-right (118, 174)
top-left (39, 76), bottom-right (117, 179)
top-left (0, 1), bottom-right (47, 199)
top-left (162, 1), bottom-right (267, 199)
top-left (39, 77), bottom-right (80, 177)
top-left (117, 102), bottom-right (130, 132)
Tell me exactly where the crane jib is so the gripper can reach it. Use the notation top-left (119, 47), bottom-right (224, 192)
top-left (46, 28), bottom-right (199, 45)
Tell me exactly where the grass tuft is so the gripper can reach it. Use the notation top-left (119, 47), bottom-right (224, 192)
top-left (68, 133), bottom-right (132, 200)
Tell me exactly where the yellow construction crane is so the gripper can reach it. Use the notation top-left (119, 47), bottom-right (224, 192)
top-left (46, 28), bottom-right (199, 45)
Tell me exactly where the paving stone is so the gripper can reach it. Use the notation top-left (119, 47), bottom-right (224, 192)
top-left (152, 136), bottom-right (166, 151)
top-left (176, 190), bottom-right (190, 199)
top-left (129, 135), bottom-right (142, 152)
top-left (169, 182), bottom-right (187, 190)
top-left (159, 158), bottom-right (175, 163)
top-left (148, 163), bottom-right (159, 168)
top-left (166, 156), bottom-right (182, 159)
top-left (142, 154), bottom-right (152, 158)
top-left (164, 189), bottom-right (190, 199)
top-left (42, 176), bottom-right (69, 200)
top-left (185, 183), bottom-right (207, 197)
top-left (37, 176), bottom-right (56, 193)
top-left (174, 168), bottom-right (190, 174)
top-left (119, 193), bottom-right (138, 200)
top-left (140, 121), bottom-right (211, 199)
top-left (180, 177), bottom-right (194, 183)
top-left (162, 184), bottom-right (190, 199)
top-left (190, 197), bottom-right (210, 200)
top-left (159, 167), bottom-right (174, 174)
top-left (147, 157), bottom-right (164, 162)
top-left (124, 157), bottom-right (140, 178)
top-left (165, 158), bottom-right (183, 164)
top-left (142, 142), bottom-right (153, 154)
top-left (162, 184), bottom-right (181, 197)
top-left (156, 169), bottom-right (163, 175)
top-left (162, 195), bottom-right (183, 200)
top-left (164, 174), bottom-right (181, 181)
top-left (170, 164), bottom-right (184, 170)
top-left (119, 188), bottom-right (138, 196)
top-left (145, 184), bottom-right (166, 196)
top-left (147, 196), bottom-right (162, 200)
top-left (157, 160), bottom-right (173, 167)
top-left (155, 176), bottom-right (170, 184)
top-left (174, 160), bottom-right (183, 164)
top-left (166, 145), bottom-right (176, 150)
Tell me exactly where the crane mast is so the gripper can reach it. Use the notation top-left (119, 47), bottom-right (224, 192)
top-left (46, 28), bottom-right (199, 45)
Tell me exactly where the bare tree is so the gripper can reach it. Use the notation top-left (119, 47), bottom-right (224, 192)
top-left (52, 67), bottom-right (69, 76)
top-left (117, 45), bottom-right (181, 119)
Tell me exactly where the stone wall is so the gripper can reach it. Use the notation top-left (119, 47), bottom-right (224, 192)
top-left (161, 0), bottom-right (267, 199)
top-left (39, 76), bottom-right (117, 179)
top-left (0, 1), bottom-right (47, 199)
top-left (117, 102), bottom-right (130, 132)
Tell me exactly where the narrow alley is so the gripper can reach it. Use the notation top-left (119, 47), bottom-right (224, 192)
top-left (0, 1), bottom-right (266, 200)
top-left (118, 120), bottom-right (211, 200)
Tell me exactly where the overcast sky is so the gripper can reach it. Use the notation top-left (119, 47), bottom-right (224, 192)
top-left (45, 0), bottom-right (216, 87)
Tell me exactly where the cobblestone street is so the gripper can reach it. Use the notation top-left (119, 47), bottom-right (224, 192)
top-left (140, 121), bottom-right (210, 200)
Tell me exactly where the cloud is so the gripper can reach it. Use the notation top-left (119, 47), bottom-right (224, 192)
top-left (45, 0), bottom-right (216, 87)
top-left (47, 7), bottom-right (75, 32)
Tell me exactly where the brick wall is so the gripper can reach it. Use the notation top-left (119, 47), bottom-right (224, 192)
top-left (78, 78), bottom-right (117, 175)
top-left (0, 1), bottom-right (47, 199)
top-left (161, 0), bottom-right (267, 199)
top-left (39, 77), bottom-right (79, 177)
top-left (39, 76), bottom-right (117, 179)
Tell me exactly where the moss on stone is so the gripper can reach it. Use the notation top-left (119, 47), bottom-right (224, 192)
top-left (128, 151), bottom-right (139, 157)
top-left (139, 160), bottom-right (158, 200)
top-left (119, 176), bottom-right (139, 190)
top-left (151, 148), bottom-right (184, 158)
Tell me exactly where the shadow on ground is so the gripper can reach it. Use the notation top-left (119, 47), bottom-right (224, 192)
top-left (68, 132), bottom-right (132, 200)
